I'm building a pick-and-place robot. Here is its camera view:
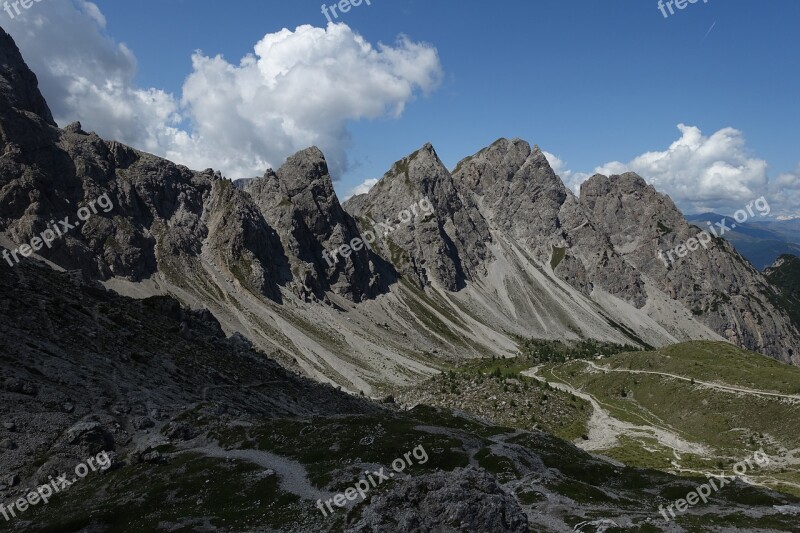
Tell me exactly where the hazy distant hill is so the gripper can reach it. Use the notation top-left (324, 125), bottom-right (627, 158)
top-left (685, 212), bottom-right (800, 270)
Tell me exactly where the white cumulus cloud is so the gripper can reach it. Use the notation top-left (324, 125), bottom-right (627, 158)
top-left (596, 124), bottom-right (770, 212)
top-left (542, 151), bottom-right (589, 194)
top-left (343, 178), bottom-right (379, 201)
top-left (4, 0), bottom-right (443, 180)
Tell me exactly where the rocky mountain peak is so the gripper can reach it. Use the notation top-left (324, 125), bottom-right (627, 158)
top-left (275, 146), bottom-right (329, 195)
top-left (581, 172), bottom-right (651, 202)
top-left (1, 24), bottom-right (798, 375)
top-left (452, 138), bottom-right (567, 239)
top-left (383, 142), bottom-right (449, 191)
top-left (453, 138), bottom-right (531, 193)
top-left (617, 171), bottom-right (651, 190)
top-left (580, 173), bottom-right (800, 361)
top-left (343, 142), bottom-right (492, 291)
top-left (242, 147), bottom-right (386, 301)
top-left (63, 121), bottom-right (86, 134)
top-left (0, 27), bottom-right (54, 126)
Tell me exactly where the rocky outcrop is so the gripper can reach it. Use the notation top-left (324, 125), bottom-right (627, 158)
top-left (203, 178), bottom-right (290, 301)
top-left (452, 139), bottom-right (646, 306)
top-left (346, 466), bottom-right (529, 532)
top-left (1, 23), bottom-right (798, 383)
top-left (243, 148), bottom-right (390, 302)
top-left (0, 27), bottom-right (54, 126)
top-left (0, 31), bottom-right (378, 304)
top-left (580, 173), bottom-right (800, 362)
top-left (343, 143), bottom-right (492, 291)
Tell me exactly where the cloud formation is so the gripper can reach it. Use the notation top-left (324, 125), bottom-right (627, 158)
top-left (4, 0), bottom-right (443, 180)
top-left (344, 178), bottom-right (380, 201)
top-left (542, 151), bottom-right (589, 194)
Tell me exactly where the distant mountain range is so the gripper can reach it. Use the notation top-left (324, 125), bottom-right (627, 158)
top-left (685, 212), bottom-right (800, 270)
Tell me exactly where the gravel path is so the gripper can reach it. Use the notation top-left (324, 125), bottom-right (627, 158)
top-left (183, 444), bottom-right (329, 501)
top-left (522, 366), bottom-right (709, 455)
top-left (583, 361), bottom-right (800, 401)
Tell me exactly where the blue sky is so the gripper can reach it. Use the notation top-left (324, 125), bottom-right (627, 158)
top-left (4, 0), bottom-right (799, 214)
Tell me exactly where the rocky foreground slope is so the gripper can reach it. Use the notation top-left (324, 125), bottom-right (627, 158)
top-left (2, 259), bottom-right (799, 532)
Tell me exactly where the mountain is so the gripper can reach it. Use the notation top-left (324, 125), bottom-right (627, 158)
top-left (3, 25), bottom-right (800, 532)
top-left (577, 176), bottom-right (799, 362)
top-left (765, 254), bottom-right (800, 330)
top-left (753, 217), bottom-right (800, 242)
top-left (346, 139), bottom-right (800, 364)
top-left (685, 213), bottom-right (800, 270)
top-left (1, 18), bottom-right (798, 394)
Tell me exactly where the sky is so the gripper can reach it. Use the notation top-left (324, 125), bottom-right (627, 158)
top-left (2, 0), bottom-right (799, 216)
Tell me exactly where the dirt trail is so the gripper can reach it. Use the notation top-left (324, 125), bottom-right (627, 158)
top-left (522, 366), bottom-right (709, 455)
top-left (583, 361), bottom-right (800, 401)
top-left (182, 444), bottom-right (328, 501)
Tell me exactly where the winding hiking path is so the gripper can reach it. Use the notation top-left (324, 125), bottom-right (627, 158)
top-left (522, 366), bottom-right (709, 455)
top-left (182, 444), bottom-right (328, 501)
top-left (583, 361), bottom-right (800, 401)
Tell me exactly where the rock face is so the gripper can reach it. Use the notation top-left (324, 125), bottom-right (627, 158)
top-left (580, 173), bottom-right (800, 363)
top-left (0, 28), bottom-right (54, 126)
top-left (450, 139), bottom-right (646, 306)
top-left (345, 143), bottom-right (491, 291)
top-left (344, 137), bottom-right (800, 362)
top-left (346, 466), bottom-right (529, 532)
top-left (0, 32), bottom-right (382, 304)
top-left (243, 148), bottom-right (389, 302)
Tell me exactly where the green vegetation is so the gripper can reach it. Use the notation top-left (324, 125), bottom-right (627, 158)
top-left (17, 389), bottom-right (800, 532)
top-left (591, 341), bottom-right (800, 395)
top-left (519, 338), bottom-right (641, 364)
top-left (23, 453), bottom-right (304, 532)
top-left (389, 357), bottom-right (592, 440)
top-left (765, 254), bottom-right (800, 331)
top-left (389, 339), bottom-right (638, 441)
top-left (550, 246), bottom-right (567, 270)
top-left (538, 341), bottom-right (800, 495)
